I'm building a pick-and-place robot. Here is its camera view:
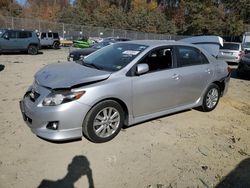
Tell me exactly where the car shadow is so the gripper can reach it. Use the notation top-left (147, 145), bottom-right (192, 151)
top-left (37, 155), bottom-right (94, 188)
top-left (0, 51), bottom-right (43, 55)
top-left (0, 64), bottom-right (5, 72)
top-left (216, 157), bottom-right (250, 188)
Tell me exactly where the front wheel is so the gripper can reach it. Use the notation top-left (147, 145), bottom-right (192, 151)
top-left (201, 83), bottom-right (221, 112)
top-left (83, 100), bottom-right (124, 143)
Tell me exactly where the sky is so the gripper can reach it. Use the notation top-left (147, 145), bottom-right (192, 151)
top-left (16, 0), bottom-right (26, 5)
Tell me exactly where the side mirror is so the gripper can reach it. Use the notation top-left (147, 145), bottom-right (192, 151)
top-left (136, 64), bottom-right (149, 75)
top-left (3, 35), bottom-right (9, 40)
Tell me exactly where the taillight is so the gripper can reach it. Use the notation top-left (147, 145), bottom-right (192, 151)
top-left (239, 50), bottom-right (244, 58)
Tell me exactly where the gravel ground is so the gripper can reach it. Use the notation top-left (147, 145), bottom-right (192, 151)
top-left (0, 48), bottom-right (249, 188)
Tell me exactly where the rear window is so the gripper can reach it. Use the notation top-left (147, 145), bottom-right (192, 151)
top-left (53, 33), bottom-right (59, 39)
top-left (41, 33), bottom-right (46, 39)
top-left (221, 43), bottom-right (240, 50)
top-left (19, 31), bottom-right (32, 38)
top-left (243, 42), bottom-right (250, 48)
top-left (48, 33), bottom-right (53, 38)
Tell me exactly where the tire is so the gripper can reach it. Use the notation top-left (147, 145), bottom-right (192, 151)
top-left (201, 83), bottom-right (221, 112)
top-left (53, 41), bottom-right (60, 49)
top-left (28, 45), bottom-right (38, 55)
top-left (83, 100), bottom-right (124, 143)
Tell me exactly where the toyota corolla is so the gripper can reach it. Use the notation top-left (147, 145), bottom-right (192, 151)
top-left (20, 37), bottom-right (230, 143)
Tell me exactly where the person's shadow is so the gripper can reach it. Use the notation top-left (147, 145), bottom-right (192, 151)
top-left (216, 157), bottom-right (250, 188)
top-left (38, 155), bottom-right (94, 188)
top-left (0, 64), bottom-right (5, 72)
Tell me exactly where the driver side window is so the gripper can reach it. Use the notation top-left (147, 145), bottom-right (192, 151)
top-left (140, 47), bottom-right (173, 73)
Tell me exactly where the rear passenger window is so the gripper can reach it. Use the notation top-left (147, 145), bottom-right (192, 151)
top-left (41, 33), bottom-right (46, 39)
top-left (176, 46), bottom-right (209, 67)
top-left (48, 33), bottom-right (52, 38)
top-left (53, 33), bottom-right (59, 39)
top-left (19, 31), bottom-right (29, 38)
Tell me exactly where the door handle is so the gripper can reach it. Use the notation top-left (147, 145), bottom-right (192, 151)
top-left (205, 69), bottom-right (211, 74)
top-left (171, 74), bottom-right (180, 80)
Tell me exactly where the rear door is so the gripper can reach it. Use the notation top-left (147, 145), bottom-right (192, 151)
top-left (172, 46), bottom-right (213, 105)
top-left (40, 32), bottom-right (48, 46)
top-left (17, 31), bottom-right (31, 49)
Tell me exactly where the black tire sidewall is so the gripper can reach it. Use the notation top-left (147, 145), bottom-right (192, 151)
top-left (83, 100), bottom-right (124, 143)
top-left (28, 45), bottom-right (38, 55)
top-left (53, 42), bottom-right (60, 49)
top-left (202, 84), bottom-right (220, 112)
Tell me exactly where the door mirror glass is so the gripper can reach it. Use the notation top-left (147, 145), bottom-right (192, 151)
top-left (3, 34), bottom-right (9, 40)
top-left (136, 64), bottom-right (149, 75)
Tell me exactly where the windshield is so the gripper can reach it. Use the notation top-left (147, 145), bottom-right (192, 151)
top-left (220, 43), bottom-right (240, 50)
top-left (83, 43), bottom-right (148, 71)
top-left (243, 42), bottom-right (250, 48)
top-left (0, 29), bottom-right (6, 37)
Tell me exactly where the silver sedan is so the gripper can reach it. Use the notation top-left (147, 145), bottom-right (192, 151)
top-left (20, 38), bottom-right (230, 143)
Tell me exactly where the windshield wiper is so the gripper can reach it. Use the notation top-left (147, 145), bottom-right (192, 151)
top-left (81, 60), bottom-right (103, 70)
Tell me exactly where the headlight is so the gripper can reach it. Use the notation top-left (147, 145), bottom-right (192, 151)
top-left (80, 55), bottom-right (85, 60)
top-left (43, 90), bottom-right (85, 106)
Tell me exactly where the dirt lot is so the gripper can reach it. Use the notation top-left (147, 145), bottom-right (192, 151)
top-left (0, 48), bottom-right (249, 188)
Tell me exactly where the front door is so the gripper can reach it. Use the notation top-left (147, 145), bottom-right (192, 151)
top-left (132, 47), bottom-right (181, 117)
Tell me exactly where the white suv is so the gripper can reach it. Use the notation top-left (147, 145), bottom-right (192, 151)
top-left (39, 32), bottom-right (60, 49)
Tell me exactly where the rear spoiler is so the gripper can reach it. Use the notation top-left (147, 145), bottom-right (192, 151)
top-left (179, 36), bottom-right (223, 57)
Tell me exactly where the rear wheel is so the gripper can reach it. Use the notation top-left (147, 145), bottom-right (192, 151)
top-left (201, 83), bottom-right (220, 112)
top-left (83, 100), bottom-right (124, 143)
top-left (28, 45), bottom-right (38, 55)
top-left (53, 41), bottom-right (60, 49)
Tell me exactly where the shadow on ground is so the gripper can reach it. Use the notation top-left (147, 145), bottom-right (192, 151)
top-left (38, 155), bottom-right (94, 188)
top-left (228, 63), bottom-right (250, 81)
top-left (0, 51), bottom-right (43, 55)
top-left (216, 157), bottom-right (250, 188)
top-left (0, 64), bottom-right (5, 72)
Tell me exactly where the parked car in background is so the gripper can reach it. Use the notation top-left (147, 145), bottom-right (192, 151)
top-left (60, 37), bottom-right (73, 47)
top-left (217, 42), bottom-right (244, 63)
top-left (68, 38), bottom-right (131, 61)
top-left (20, 36), bottom-right (230, 143)
top-left (242, 42), bottom-right (250, 53)
top-left (242, 32), bottom-right (250, 53)
top-left (72, 36), bottom-right (93, 48)
top-left (68, 40), bottom-right (116, 61)
top-left (0, 29), bottom-right (40, 55)
top-left (39, 32), bottom-right (60, 49)
top-left (237, 53), bottom-right (250, 76)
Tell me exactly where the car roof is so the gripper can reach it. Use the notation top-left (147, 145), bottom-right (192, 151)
top-left (3, 29), bottom-right (34, 32)
top-left (223, 42), bottom-right (241, 45)
top-left (121, 40), bottom-right (193, 48)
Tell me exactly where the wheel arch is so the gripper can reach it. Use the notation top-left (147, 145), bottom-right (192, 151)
top-left (86, 97), bottom-right (129, 126)
top-left (212, 80), bottom-right (225, 96)
top-left (28, 43), bottom-right (39, 47)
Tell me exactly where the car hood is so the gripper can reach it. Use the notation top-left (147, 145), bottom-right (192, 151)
top-left (35, 62), bottom-right (111, 89)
